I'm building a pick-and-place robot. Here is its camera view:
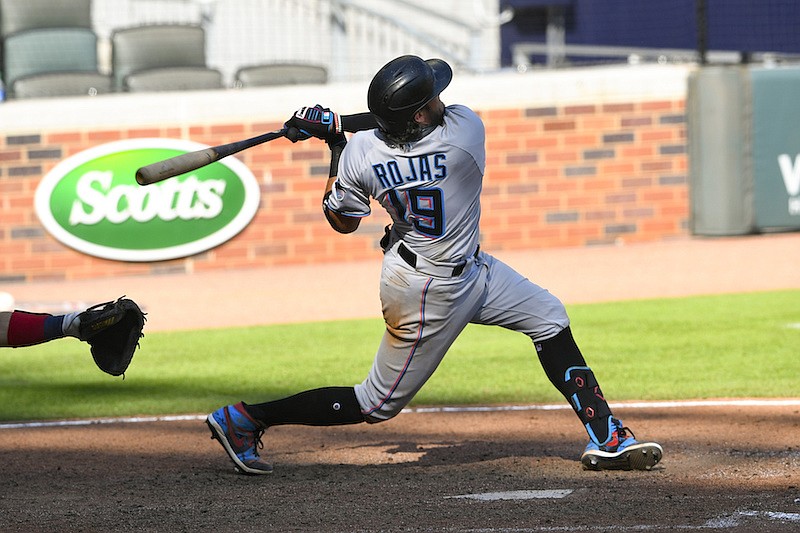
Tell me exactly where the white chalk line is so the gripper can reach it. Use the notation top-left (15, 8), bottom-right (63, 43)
top-left (451, 511), bottom-right (800, 531)
top-left (406, 398), bottom-right (800, 414)
top-left (0, 413), bottom-right (203, 430)
top-left (0, 398), bottom-right (798, 430)
top-left (485, 510), bottom-right (800, 530)
top-left (446, 490), bottom-right (574, 501)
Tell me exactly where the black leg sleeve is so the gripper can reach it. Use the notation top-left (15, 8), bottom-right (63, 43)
top-left (536, 327), bottom-right (614, 444)
top-left (242, 387), bottom-right (365, 428)
top-left (535, 326), bottom-right (587, 386)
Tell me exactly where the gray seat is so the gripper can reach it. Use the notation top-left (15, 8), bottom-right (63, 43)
top-left (12, 72), bottom-right (112, 98)
top-left (0, 0), bottom-right (92, 37)
top-left (2, 27), bottom-right (101, 97)
top-left (124, 67), bottom-right (223, 93)
top-left (234, 63), bottom-right (328, 88)
top-left (111, 24), bottom-right (223, 92)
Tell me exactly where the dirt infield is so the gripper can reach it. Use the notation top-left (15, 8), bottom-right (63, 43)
top-left (2, 233), bottom-right (800, 532)
top-left (1, 403), bottom-right (798, 531)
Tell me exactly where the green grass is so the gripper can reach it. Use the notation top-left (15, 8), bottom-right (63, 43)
top-left (0, 289), bottom-right (797, 421)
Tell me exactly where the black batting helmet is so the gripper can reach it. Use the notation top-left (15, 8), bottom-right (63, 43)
top-left (367, 55), bottom-right (452, 139)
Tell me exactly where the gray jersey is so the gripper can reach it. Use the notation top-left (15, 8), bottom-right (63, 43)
top-left (325, 104), bottom-right (485, 263)
top-left (325, 103), bottom-right (568, 422)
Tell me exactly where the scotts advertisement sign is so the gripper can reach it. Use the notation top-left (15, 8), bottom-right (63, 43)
top-left (35, 139), bottom-right (260, 262)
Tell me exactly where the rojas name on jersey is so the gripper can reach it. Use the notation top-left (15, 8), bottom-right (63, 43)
top-left (372, 153), bottom-right (447, 188)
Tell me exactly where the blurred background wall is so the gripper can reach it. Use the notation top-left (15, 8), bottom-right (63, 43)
top-left (1, 0), bottom-right (798, 283)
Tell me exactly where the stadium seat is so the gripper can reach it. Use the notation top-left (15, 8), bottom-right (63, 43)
top-left (12, 72), bottom-right (112, 98)
top-left (234, 63), bottom-right (328, 88)
top-left (124, 67), bottom-right (224, 93)
top-left (111, 24), bottom-right (224, 92)
top-left (0, 0), bottom-right (92, 38)
top-left (1, 27), bottom-right (110, 98)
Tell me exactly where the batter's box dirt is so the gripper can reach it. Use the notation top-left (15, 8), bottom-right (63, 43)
top-left (0, 403), bottom-right (798, 532)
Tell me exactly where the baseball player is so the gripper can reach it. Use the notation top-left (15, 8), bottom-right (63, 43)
top-left (0, 298), bottom-right (145, 376)
top-left (206, 55), bottom-right (663, 474)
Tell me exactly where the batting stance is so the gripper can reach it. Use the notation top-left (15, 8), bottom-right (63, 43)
top-left (206, 55), bottom-right (663, 474)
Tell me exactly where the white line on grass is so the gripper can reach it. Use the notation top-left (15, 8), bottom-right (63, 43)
top-left (405, 398), bottom-right (800, 414)
top-left (0, 414), bottom-right (204, 430)
top-left (1, 398), bottom-right (798, 430)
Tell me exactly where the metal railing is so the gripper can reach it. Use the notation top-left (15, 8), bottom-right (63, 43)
top-left (91, 0), bottom-right (507, 85)
top-left (512, 42), bottom-right (800, 71)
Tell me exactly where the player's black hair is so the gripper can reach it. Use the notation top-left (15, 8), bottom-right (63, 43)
top-left (368, 55), bottom-right (452, 144)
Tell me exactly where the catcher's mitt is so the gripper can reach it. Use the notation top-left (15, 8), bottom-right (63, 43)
top-left (77, 297), bottom-right (146, 377)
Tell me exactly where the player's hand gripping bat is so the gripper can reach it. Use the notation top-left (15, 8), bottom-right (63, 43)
top-left (135, 111), bottom-right (377, 186)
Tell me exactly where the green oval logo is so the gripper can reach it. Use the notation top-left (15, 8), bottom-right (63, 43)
top-left (35, 139), bottom-right (260, 262)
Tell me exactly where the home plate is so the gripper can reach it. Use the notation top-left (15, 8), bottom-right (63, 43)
top-left (446, 489), bottom-right (573, 501)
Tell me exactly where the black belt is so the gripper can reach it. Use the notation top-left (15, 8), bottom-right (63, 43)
top-left (397, 243), bottom-right (479, 277)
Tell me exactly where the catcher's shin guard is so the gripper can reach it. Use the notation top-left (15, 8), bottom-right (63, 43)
top-left (535, 327), bottom-right (614, 445)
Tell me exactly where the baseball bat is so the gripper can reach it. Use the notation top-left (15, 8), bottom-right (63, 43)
top-left (135, 112), bottom-right (378, 185)
top-left (135, 127), bottom-right (288, 185)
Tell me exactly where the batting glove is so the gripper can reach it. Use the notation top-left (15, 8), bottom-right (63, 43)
top-left (284, 104), bottom-right (342, 143)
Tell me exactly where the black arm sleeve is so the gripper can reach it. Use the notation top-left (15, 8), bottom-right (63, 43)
top-left (342, 112), bottom-right (379, 132)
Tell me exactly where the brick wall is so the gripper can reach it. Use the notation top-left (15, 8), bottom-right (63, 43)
top-left (0, 97), bottom-right (687, 283)
top-left (480, 100), bottom-right (688, 250)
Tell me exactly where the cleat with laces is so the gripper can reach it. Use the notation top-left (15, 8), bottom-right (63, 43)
top-left (206, 402), bottom-right (273, 475)
top-left (581, 417), bottom-right (662, 471)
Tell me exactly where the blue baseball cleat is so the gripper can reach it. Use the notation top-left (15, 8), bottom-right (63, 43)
top-left (581, 418), bottom-right (663, 471)
top-left (206, 402), bottom-right (273, 475)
